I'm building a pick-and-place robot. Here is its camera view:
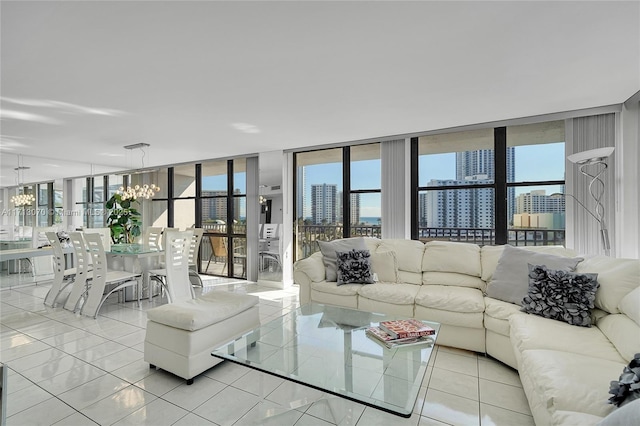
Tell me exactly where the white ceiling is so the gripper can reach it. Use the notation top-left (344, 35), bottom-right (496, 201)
top-left (1, 1), bottom-right (639, 188)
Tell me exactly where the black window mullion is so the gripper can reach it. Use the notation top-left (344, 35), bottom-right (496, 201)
top-left (494, 127), bottom-right (507, 245)
top-left (343, 147), bottom-right (350, 238)
top-left (195, 164), bottom-right (202, 228)
top-left (47, 182), bottom-right (54, 226)
top-left (411, 137), bottom-right (419, 240)
top-left (167, 167), bottom-right (174, 227)
top-left (226, 159), bottom-right (234, 278)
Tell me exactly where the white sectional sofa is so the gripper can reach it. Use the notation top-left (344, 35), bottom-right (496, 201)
top-left (293, 237), bottom-right (640, 425)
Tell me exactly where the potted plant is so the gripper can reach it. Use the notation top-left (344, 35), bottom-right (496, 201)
top-left (105, 193), bottom-right (142, 249)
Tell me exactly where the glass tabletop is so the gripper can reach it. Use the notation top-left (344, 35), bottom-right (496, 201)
top-left (212, 303), bottom-right (439, 417)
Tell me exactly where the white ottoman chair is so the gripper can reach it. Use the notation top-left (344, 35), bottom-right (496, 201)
top-left (144, 291), bottom-right (260, 384)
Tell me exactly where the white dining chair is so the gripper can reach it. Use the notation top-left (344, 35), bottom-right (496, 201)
top-left (63, 232), bottom-right (94, 312)
top-left (259, 223), bottom-right (281, 272)
top-left (163, 229), bottom-right (195, 303)
top-left (43, 231), bottom-right (76, 307)
top-left (80, 232), bottom-right (142, 318)
top-left (28, 226), bottom-right (56, 276)
top-left (83, 227), bottom-right (111, 251)
top-left (143, 227), bottom-right (163, 250)
top-left (185, 227), bottom-right (204, 286)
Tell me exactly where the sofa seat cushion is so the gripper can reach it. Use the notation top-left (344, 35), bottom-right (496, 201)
top-left (422, 272), bottom-right (486, 291)
top-left (510, 314), bottom-right (626, 364)
top-left (415, 285), bottom-right (485, 313)
top-left (146, 292), bottom-right (259, 332)
top-left (357, 283), bottom-right (419, 305)
top-left (311, 281), bottom-right (362, 297)
top-left (484, 297), bottom-right (525, 336)
top-left (519, 349), bottom-right (620, 422)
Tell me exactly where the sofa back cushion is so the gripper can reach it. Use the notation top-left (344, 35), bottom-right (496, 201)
top-left (371, 250), bottom-right (399, 283)
top-left (317, 237), bottom-right (367, 282)
top-left (480, 244), bottom-right (577, 283)
top-left (597, 314), bottom-right (640, 363)
top-left (422, 241), bottom-right (481, 277)
top-left (486, 244), bottom-right (583, 305)
top-left (576, 256), bottom-right (640, 314)
top-left (377, 239), bottom-right (425, 274)
top-left (618, 286), bottom-right (640, 327)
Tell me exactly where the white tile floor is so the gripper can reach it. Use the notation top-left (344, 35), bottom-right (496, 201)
top-left (0, 278), bottom-right (535, 426)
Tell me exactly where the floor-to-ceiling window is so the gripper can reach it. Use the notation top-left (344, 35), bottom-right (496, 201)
top-left (199, 159), bottom-right (247, 278)
top-left (294, 144), bottom-right (381, 260)
top-left (506, 121), bottom-right (566, 245)
top-left (415, 120), bottom-right (565, 246)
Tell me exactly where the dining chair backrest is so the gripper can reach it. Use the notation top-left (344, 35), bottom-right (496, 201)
top-left (45, 232), bottom-right (66, 277)
top-left (185, 227), bottom-right (204, 266)
top-left (44, 231), bottom-right (68, 307)
top-left (63, 232), bottom-right (92, 311)
top-left (84, 228), bottom-right (111, 251)
top-left (164, 230), bottom-right (194, 303)
top-left (84, 232), bottom-right (108, 286)
top-left (161, 227), bottom-right (179, 250)
top-left (32, 227), bottom-right (56, 248)
top-left (69, 232), bottom-right (90, 278)
top-left (144, 227), bottom-right (163, 249)
top-left (262, 224), bottom-right (280, 240)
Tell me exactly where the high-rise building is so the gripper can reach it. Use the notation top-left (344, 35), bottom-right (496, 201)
top-left (202, 190), bottom-right (241, 222)
top-left (311, 184), bottom-right (337, 225)
top-left (350, 193), bottom-right (361, 225)
top-left (421, 176), bottom-right (494, 229)
top-left (419, 148), bottom-right (515, 229)
top-left (516, 190), bottom-right (565, 214)
top-left (456, 148), bottom-right (516, 225)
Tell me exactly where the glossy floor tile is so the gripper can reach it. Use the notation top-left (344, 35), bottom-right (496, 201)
top-left (1, 279), bottom-right (534, 425)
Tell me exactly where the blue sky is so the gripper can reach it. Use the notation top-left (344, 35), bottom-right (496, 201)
top-left (303, 143), bottom-right (566, 218)
top-left (202, 143), bottom-right (566, 219)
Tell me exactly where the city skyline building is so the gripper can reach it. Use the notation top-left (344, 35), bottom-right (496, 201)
top-left (202, 189), bottom-right (241, 222)
top-left (516, 190), bottom-right (565, 214)
top-left (419, 148), bottom-right (515, 229)
top-left (421, 175), bottom-right (494, 229)
top-left (311, 183), bottom-right (337, 225)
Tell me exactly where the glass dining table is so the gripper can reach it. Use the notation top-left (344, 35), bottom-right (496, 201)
top-left (106, 244), bottom-right (164, 301)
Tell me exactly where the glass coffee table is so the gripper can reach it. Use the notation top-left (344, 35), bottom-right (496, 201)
top-left (212, 303), bottom-right (439, 417)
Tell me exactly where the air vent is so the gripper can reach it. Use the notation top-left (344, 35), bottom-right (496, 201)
top-left (271, 185), bottom-right (281, 191)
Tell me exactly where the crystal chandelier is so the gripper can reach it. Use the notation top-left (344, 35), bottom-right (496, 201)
top-left (11, 192), bottom-right (35, 207)
top-left (118, 143), bottom-right (160, 200)
top-left (117, 183), bottom-right (160, 200)
top-left (12, 156), bottom-right (35, 206)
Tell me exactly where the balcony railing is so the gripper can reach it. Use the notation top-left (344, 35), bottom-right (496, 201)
top-left (295, 225), bottom-right (565, 260)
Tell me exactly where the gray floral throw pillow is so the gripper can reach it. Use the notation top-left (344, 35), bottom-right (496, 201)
top-left (336, 249), bottom-right (374, 285)
top-left (521, 264), bottom-right (599, 327)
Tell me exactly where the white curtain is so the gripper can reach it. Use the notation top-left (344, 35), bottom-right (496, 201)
top-left (566, 113), bottom-right (616, 256)
top-left (245, 156), bottom-right (259, 281)
top-left (381, 139), bottom-right (409, 239)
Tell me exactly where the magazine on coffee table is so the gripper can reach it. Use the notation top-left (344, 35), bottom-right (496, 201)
top-left (378, 319), bottom-right (436, 339)
top-left (366, 326), bottom-right (434, 349)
